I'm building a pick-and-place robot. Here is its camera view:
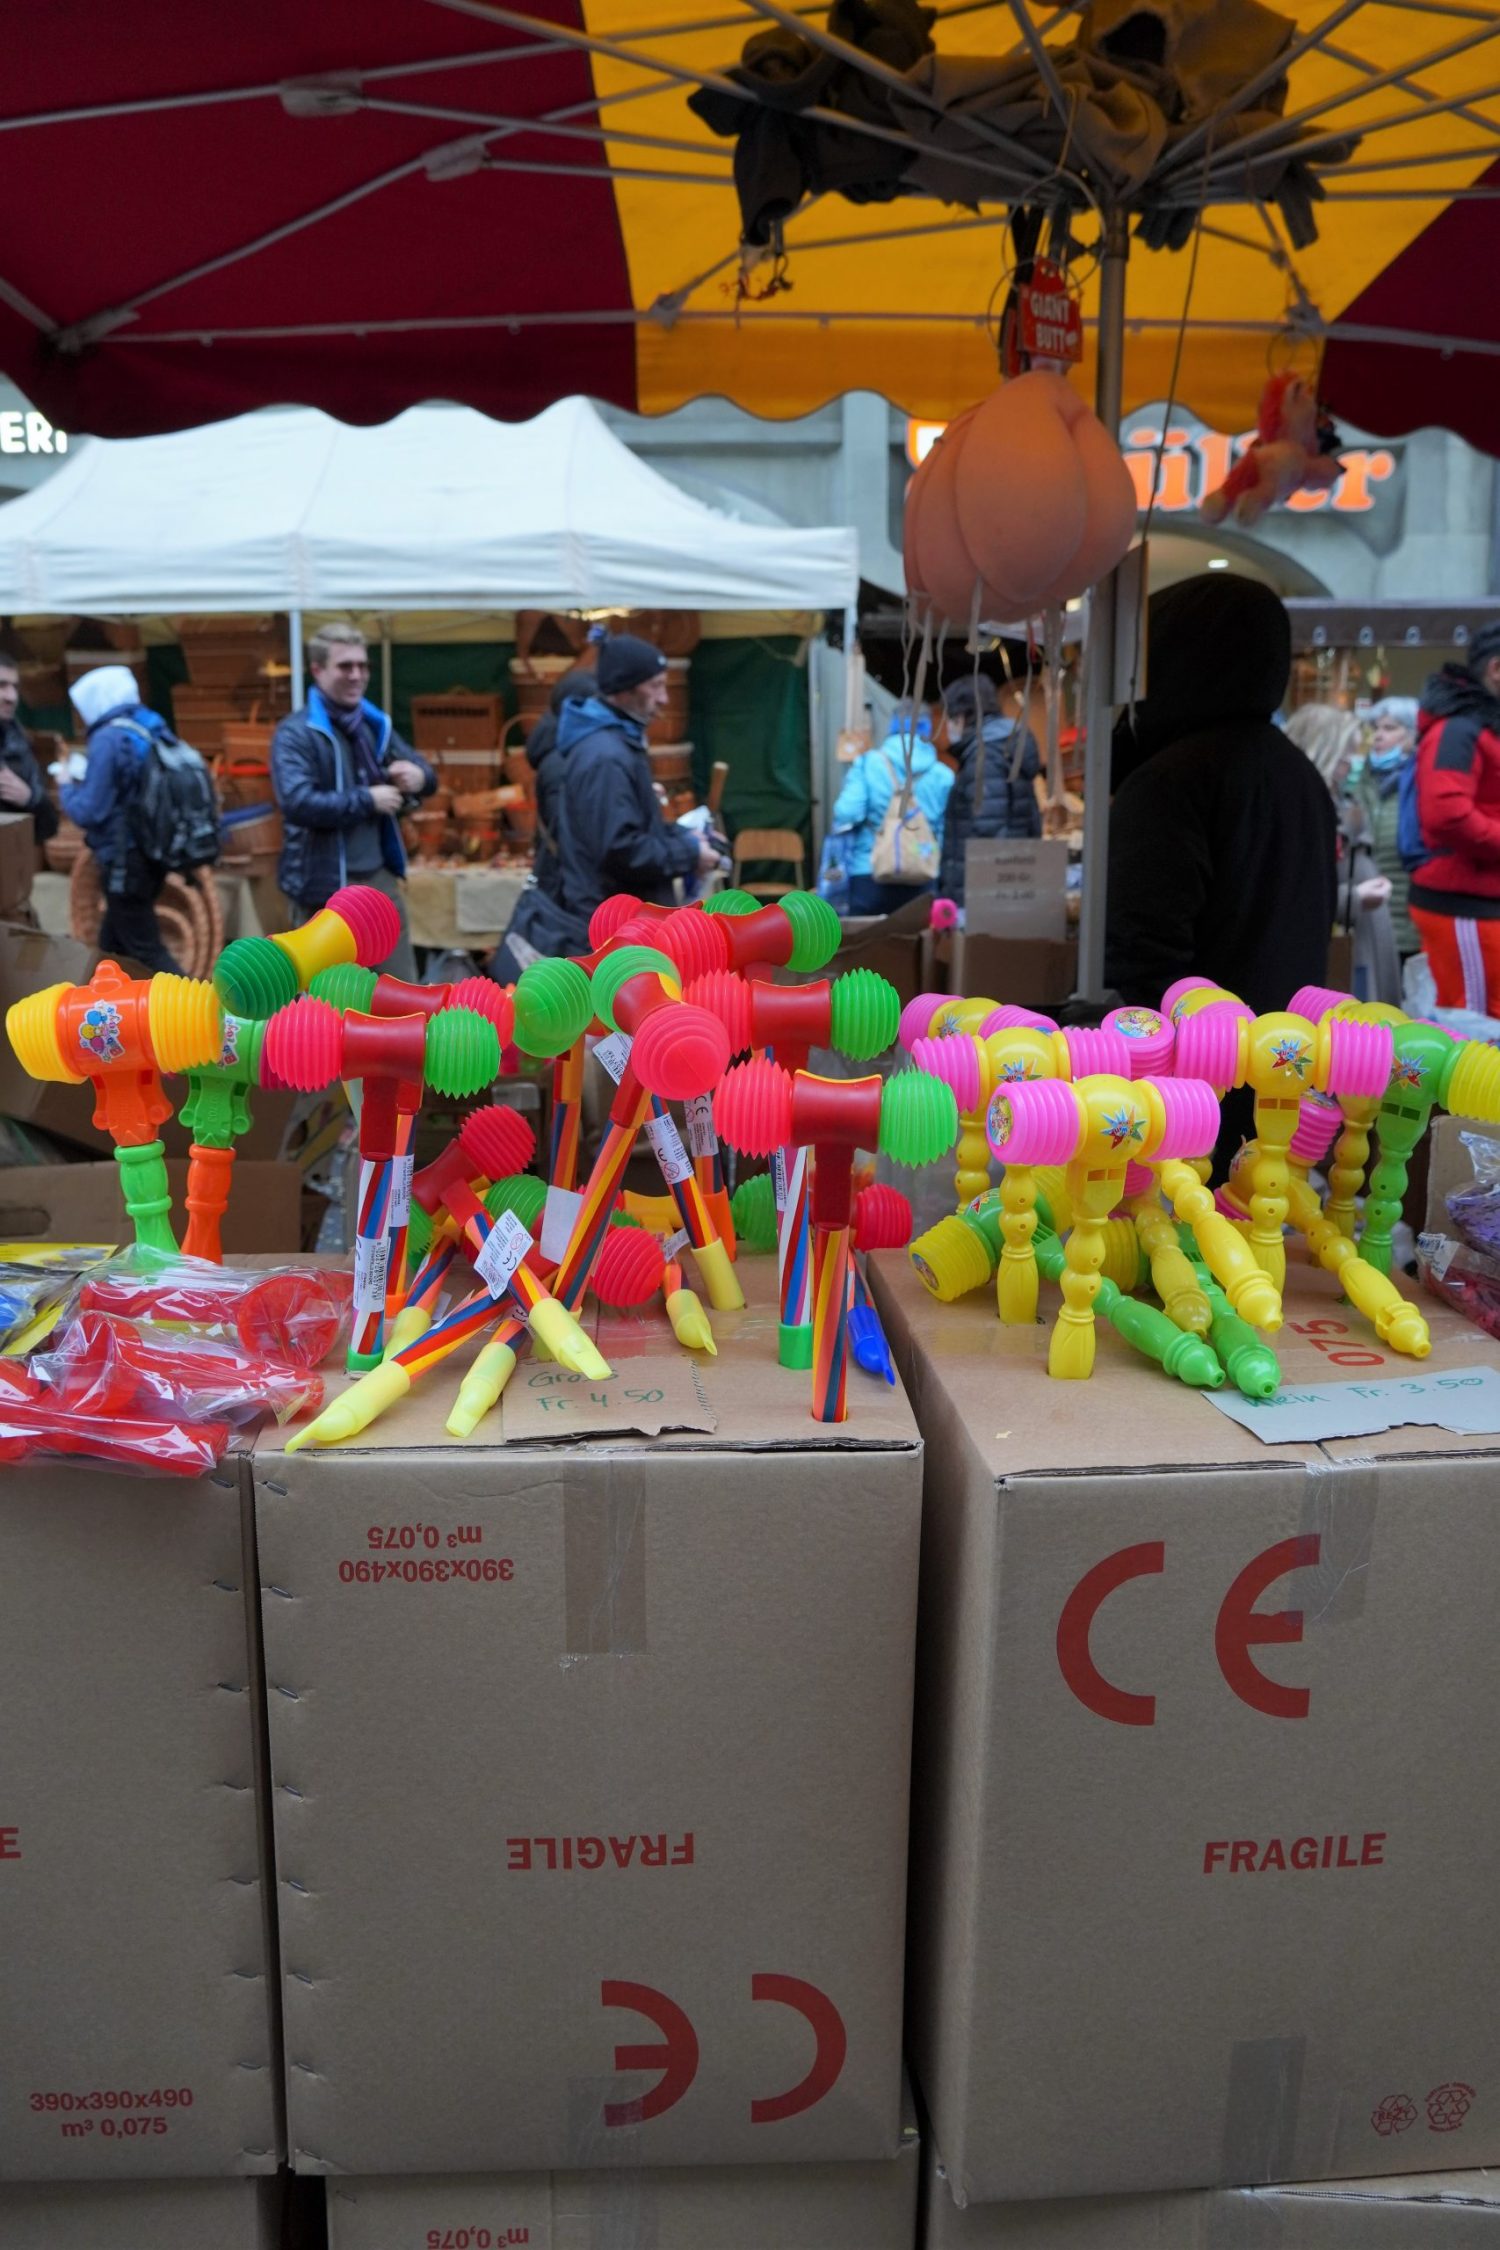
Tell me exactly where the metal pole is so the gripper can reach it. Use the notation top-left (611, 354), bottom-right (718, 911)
top-left (289, 610), bottom-right (305, 711)
top-left (1076, 210), bottom-right (1129, 1001)
top-left (380, 625), bottom-right (393, 715)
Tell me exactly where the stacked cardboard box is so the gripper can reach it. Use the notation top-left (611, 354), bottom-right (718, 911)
top-left (0, 2178), bottom-right (278, 2248)
top-left (0, 1458), bottom-right (279, 2185)
top-left (873, 1247), bottom-right (1500, 2239)
top-left (243, 1267), bottom-right (924, 2237)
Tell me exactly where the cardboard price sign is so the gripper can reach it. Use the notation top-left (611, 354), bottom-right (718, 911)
top-left (1019, 259), bottom-right (1082, 367)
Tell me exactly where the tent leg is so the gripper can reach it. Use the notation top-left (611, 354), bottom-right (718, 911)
top-left (289, 609), bottom-right (305, 712)
top-left (1076, 209), bottom-right (1129, 1003)
top-left (380, 626), bottom-right (393, 716)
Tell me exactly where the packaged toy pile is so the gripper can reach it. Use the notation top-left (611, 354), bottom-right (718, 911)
top-left (7, 878), bottom-right (1498, 1471)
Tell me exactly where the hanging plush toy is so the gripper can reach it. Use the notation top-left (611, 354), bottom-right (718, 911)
top-left (1199, 372), bottom-right (1342, 527)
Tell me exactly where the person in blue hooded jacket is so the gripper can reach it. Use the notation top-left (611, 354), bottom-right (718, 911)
top-left (550, 635), bottom-right (721, 924)
top-left (271, 622), bottom-right (435, 979)
top-left (62, 663), bottom-right (186, 972)
top-left (831, 701), bottom-right (954, 915)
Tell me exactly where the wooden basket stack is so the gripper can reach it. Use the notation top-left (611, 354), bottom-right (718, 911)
top-left (408, 692), bottom-right (532, 864)
top-left (170, 617), bottom-right (291, 754)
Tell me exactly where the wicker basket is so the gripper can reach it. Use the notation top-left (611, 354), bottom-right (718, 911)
top-left (69, 852), bottom-right (224, 978)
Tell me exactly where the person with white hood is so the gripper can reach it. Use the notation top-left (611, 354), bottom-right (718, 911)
top-left (60, 664), bottom-right (188, 972)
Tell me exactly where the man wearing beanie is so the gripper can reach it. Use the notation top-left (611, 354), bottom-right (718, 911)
top-left (1411, 620), bottom-right (1500, 1011)
top-left (549, 633), bottom-right (720, 921)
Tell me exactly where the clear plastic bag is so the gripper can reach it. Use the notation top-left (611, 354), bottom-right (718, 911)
top-left (1443, 1130), bottom-right (1500, 1260)
top-left (0, 1399), bottom-right (230, 1475)
top-left (1416, 1228), bottom-right (1500, 1341)
top-left (72, 1247), bottom-right (352, 1369)
top-left (33, 1312), bottom-right (324, 1428)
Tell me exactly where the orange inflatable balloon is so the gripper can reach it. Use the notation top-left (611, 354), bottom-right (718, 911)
top-left (955, 372), bottom-right (1088, 611)
top-left (913, 408), bottom-right (1022, 631)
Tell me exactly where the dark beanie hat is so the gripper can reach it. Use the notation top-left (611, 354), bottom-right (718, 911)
top-left (1469, 620), bottom-right (1500, 673)
top-left (597, 633), bottom-right (667, 697)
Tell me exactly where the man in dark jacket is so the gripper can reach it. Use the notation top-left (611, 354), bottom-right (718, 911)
top-left (1105, 577), bottom-right (1336, 1018)
top-left (937, 675), bottom-right (1042, 908)
top-left (1409, 622), bottom-right (1500, 1012)
top-left (271, 623), bottom-right (434, 980)
top-left (0, 653), bottom-right (57, 845)
top-left (61, 664), bottom-right (185, 972)
top-left (551, 635), bottom-right (719, 923)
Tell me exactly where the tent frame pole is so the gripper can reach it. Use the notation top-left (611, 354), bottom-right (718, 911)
top-left (290, 609), bottom-right (305, 711)
top-left (1076, 207), bottom-right (1129, 1003)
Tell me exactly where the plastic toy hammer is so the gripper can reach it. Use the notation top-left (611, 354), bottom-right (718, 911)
top-left (986, 1073), bottom-right (1223, 1379)
top-left (177, 1011), bottom-right (270, 1263)
top-left (1174, 1000), bottom-right (1394, 1293)
top-left (211, 882), bottom-right (402, 1019)
top-left (264, 996), bottom-right (501, 1369)
top-left (6, 960), bottom-right (221, 1253)
top-left (716, 1059), bottom-right (956, 1421)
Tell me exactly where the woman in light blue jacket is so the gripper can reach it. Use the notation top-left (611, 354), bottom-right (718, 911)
top-left (831, 704), bottom-right (954, 915)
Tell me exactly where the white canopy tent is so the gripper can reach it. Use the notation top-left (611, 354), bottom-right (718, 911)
top-left (0, 396), bottom-right (859, 619)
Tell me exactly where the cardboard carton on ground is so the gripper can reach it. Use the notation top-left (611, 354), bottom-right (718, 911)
top-left (254, 1265), bottom-right (922, 2175)
top-left (953, 933), bottom-right (1077, 1009)
top-left (874, 1251), bottom-right (1500, 2204)
top-left (0, 1460), bottom-right (279, 2179)
top-left (923, 2144), bottom-right (1500, 2246)
top-left (830, 893), bottom-right (934, 1008)
top-left (0, 811), bottom-right (36, 919)
top-left (327, 2105), bottom-right (920, 2248)
top-left (0, 2177), bottom-right (278, 2248)
top-left (0, 1157), bottom-right (302, 1252)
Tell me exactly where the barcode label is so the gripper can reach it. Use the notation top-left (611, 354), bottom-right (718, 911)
top-left (540, 1185), bottom-right (583, 1265)
top-left (389, 1153), bottom-right (414, 1231)
top-left (646, 1111), bottom-right (693, 1185)
top-left (663, 1227), bottom-right (690, 1260)
top-left (474, 1210), bottom-right (534, 1297)
top-left (594, 1031), bottom-right (633, 1082)
top-left (353, 1232), bottom-right (389, 1313)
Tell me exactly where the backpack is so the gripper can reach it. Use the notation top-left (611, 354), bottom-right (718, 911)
top-left (869, 746), bottom-right (940, 886)
top-left (1396, 755), bottom-right (1427, 873)
top-left (121, 719), bottom-right (220, 875)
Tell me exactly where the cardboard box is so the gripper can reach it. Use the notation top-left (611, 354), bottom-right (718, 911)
top-left (0, 1157), bottom-right (303, 1253)
top-left (874, 1253), bottom-right (1500, 2204)
top-left (327, 2109), bottom-right (920, 2249)
top-left (830, 894), bottom-right (934, 1008)
top-left (923, 2145), bottom-right (1500, 2246)
top-left (953, 933), bottom-right (1077, 1009)
top-left (254, 1269), bottom-right (922, 2175)
top-left (0, 2176), bottom-right (278, 2249)
top-left (0, 1459), bottom-right (279, 2179)
top-left (0, 810), bottom-right (36, 918)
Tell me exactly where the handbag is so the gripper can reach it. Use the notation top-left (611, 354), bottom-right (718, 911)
top-left (869, 746), bottom-right (939, 885)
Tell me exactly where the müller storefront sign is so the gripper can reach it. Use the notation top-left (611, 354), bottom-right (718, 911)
top-left (906, 404), bottom-right (1398, 518)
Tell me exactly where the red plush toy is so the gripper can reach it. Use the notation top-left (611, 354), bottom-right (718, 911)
top-left (1200, 373), bottom-right (1342, 527)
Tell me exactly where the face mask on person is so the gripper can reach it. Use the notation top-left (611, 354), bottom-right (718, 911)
top-left (1366, 745), bottom-right (1407, 776)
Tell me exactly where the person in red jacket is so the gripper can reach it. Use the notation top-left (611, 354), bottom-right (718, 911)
top-left (1411, 623), bottom-right (1500, 1011)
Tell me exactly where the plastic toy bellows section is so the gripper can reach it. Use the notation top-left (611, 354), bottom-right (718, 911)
top-left (7, 960), bottom-right (222, 1253)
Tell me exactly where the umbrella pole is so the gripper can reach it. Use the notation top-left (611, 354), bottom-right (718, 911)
top-left (1076, 208), bottom-right (1130, 1001)
top-left (289, 608), bottom-right (305, 712)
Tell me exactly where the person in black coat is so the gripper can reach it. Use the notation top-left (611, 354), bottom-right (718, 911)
top-left (1105, 576), bottom-right (1336, 1018)
top-left (550, 635), bottom-right (720, 922)
top-left (0, 652), bottom-right (57, 842)
top-left (937, 675), bottom-right (1042, 907)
